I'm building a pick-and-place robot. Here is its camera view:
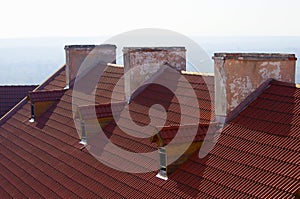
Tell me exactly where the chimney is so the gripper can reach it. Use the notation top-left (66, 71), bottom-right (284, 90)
top-left (64, 44), bottom-right (117, 89)
top-left (213, 53), bottom-right (297, 122)
top-left (123, 47), bottom-right (186, 102)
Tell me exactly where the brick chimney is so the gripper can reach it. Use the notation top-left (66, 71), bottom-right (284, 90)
top-left (64, 44), bottom-right (117, 89)
top-left (213, 53), bottom-right (297, 122)
top-left (123, 47), bottom-right (186, 102)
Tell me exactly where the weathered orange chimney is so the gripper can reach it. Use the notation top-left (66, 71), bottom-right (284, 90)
top-left (64, 44), bottom-right (117, 89)
top-left (213, 53), bottom-right (297, 122)
top-left (123, 47), bottom-right (186, 102)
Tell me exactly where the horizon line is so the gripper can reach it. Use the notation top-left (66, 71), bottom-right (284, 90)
top-left (1, 35), bottom-right (300, 40)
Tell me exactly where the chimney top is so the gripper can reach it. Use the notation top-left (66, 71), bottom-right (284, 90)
top-left (123, 46), bottom-right (186, 53)
top-left (213, 53), bottom-right (297, 61)
top-left (64, 44), bottom-right (116, 50)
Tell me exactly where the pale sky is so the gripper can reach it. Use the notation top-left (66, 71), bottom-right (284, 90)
top-left (0, 0), bottom-right (300, 38)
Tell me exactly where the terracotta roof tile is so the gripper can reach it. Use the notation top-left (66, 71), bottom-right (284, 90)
top-left (171, 80), bottom-right (300, 198)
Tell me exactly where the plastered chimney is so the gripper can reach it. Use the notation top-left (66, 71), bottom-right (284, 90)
top-left (64, 44), bottom-right (116, 88)
top-left (213, 53), bottom-right (296, 122)
top-left (123, 47), bottom-right (186, 102)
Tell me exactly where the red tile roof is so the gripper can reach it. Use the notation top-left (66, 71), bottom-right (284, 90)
top-left (0, 62), bottom-right (300, 198)
top-left (99, 67), bottom-right (214, 162)
top-left (186, 80), bottom-right (300, 198)
top-left (0, 85), bottom-right (37, 118)
top-left (119, 67), bottom-right (214, 128)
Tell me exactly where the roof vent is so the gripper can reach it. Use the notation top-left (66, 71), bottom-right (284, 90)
top-left (64, 85), bottom-right (69, 90)
top-left (156, 147), bottom-right (168, 180)
top-left (79, 120), bottom-right (87, 146)
top-left (29, 102), bottom-right (35, 123)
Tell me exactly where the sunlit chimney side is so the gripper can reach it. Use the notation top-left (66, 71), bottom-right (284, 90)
top-left (64, 44), bottom-right (117, 89)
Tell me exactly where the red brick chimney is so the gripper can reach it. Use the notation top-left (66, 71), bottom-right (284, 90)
top-left (64, 44), bottom-right (117, 89)
top-left (123, 47), bottom-right (186, 102)
top-left (213, 53), bottom-right (297, 123)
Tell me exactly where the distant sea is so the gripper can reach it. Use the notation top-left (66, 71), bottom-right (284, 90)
top-left (0, 36), bottom-right (299, 85)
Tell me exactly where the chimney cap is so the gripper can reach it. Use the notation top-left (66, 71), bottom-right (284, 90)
top-left (123, 46), bottom-right (186, 53)
top-left (64, 44), bottom-right (116, 50)
top-left (213, 53), bottom-right (297, 61)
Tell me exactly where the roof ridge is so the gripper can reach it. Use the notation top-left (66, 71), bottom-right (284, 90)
top-left (34, 64), bottom-right (66, 92)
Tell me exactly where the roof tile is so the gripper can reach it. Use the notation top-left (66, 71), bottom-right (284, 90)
top-left (1, 62), bottom-right (300, 198)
